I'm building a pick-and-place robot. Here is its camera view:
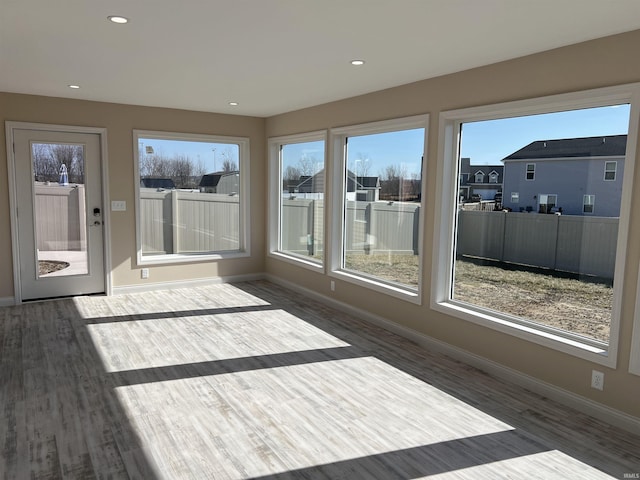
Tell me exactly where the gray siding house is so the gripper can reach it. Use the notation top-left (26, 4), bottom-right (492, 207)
top-left (501, 135), bottom-right (626, 216)
top-left (459, 157), bottom-right (503, 201)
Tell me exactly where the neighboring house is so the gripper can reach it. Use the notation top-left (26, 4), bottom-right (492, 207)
top-left (458, 157), bottom-right (503, 202)
top-left (140, 178), bottom-right (175, 190)
top-left (294, 170), bottom-right (380, 201)
top-left (199, 171), bottom-right (240, 194)
top-left (501, 135), bottom-right (626, 216)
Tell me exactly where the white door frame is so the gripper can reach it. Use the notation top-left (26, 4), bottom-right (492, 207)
top-left (5, 121), bottom-right (112, 304)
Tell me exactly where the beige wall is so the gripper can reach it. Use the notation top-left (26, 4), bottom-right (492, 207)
top-left (265, 29), bottom-right (640, 419)
top-left (0, 94), bottom-right (266, 297)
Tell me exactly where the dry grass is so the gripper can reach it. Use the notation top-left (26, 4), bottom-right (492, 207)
top-left (345, 253), bottom-right (612, 342)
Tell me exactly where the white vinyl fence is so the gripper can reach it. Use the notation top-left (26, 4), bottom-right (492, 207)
top-left (34, 184), bottom-right (86, 251)
top-left (139, 189), bottom-right (239, 254)
top-left (456, 210), bottom-right (618, 279)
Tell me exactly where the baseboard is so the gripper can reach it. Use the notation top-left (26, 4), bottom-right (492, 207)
top-left (112, 273), bottom-right (265, 295)
top-left (0, 296), bottom-right (15, 307)
top-left (265, 274), bottom-right (640, 435)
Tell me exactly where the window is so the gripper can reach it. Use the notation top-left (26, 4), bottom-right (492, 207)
top-left (134, 130), bottom-right (249, 264)
top-left (538, 194), bottom-right (557, 214)
top-left (489, 171), bottom-right (498, 183)
top-left (526, 163), bottom-right (535, 180)
top-left (583, 194), bottom-right (595, 214)
top-left (268, 132), bottom-right (326, 268)
top-left (474, 171), bottom-right (484, 183)
top-left (604, 161), bottom-right (617, 180)
top-left (434, 85), bottom-right (636, 367)
top-left (330, 116), bottom-right (427, 300)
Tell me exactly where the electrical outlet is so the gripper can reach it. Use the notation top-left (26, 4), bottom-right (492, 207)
top-left (141, 268), bottom-right (149, 279)
top-left (591, 370), bottom-right (604, 391)
top-left (330, 280), bottom-right (335, 291)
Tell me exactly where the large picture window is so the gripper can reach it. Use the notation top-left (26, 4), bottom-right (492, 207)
top-left (134, 130), bottom-right (249, 264)
top-left (268, 132), bottom-right (326, 268)
top-left (331, 116), bottom-right (427, 299)
top-left (433, 86), bottom-right (637, 366)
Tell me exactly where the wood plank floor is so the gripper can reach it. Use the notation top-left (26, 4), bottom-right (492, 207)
top-left (1, 280), bottom-right (639, 479)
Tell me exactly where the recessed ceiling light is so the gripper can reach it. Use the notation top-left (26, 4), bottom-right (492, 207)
top-left (108, 16), bottom-right (129, 24)
top-left (351, 60), bottom-right (365, 66)
top-left (68, 85), bottom-right (81, 89)
top-left (229, 102), bottom-right (239, 106)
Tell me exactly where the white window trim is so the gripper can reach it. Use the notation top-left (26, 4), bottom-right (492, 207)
top-left (267, 130), bottom-right (327, 273)
top-left (474, 171), bottom-right (484, 183)
top-left (511, 192), bottom-right (520, 203)
top-left (526, 163), bottom-right (536, 180)
top-left (583, 194), bottom-right (595, 214)
top-left (133, 130), bottom-right (250, 266)
top-left (329, 115), bottom-right (429, 304)
top-left (432, 83), bottom-right (640, 368)
top-left (604, 161), bottom-right (617, 181)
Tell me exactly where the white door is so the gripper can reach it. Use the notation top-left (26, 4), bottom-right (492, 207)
top-left (12, 128), bottom-right (105, 300)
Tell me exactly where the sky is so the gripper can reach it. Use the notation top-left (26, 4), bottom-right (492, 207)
top-left (138, 103), bottom-right (631, 176)
top-left (138, 137), bottom-right (239, 173)
top-left (461, 104), bottom-right (631, 165)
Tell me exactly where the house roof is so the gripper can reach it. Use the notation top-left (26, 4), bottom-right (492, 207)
top-left (503, 135), bottom-right (627, 160)
top-left (140, 178), bottom-right (175, 189)
top-left (199, 171), bottom-right (239, 187)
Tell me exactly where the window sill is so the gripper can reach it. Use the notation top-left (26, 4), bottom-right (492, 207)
top-left (137, 250), bottom-right (250, 266)
top-left (268, 251), bottom-right (324, 273)
top-left (330, 269), bottom-right (421, 305)
top-left (432, 300), bottom-right (615, 368)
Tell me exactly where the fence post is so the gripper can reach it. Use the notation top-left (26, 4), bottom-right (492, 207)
top-left (307, 199), bottom-right (315, 256)
top-left (366, 202), bottom-right (375, 254)
top-left (78, 185), bottom-right (86, 251)
top-left (172, 189), bottom-right (179, 254)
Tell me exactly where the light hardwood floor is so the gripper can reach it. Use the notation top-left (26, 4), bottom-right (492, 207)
top-left (1, 280), bottom-right (639, 479)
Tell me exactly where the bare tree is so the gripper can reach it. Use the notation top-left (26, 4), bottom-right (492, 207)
top-left (32, 143), bottom-right (84, 183)
top-left (353, 153), bottom-right (371, 176)
top-left (379, 163), bottom-right (408, 200)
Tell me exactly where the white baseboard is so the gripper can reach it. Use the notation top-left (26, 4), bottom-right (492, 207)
top-left (0, 296), bottom-right (15, 307)
top-left (112, 273), bottom-right (265, 295)
top-left (265, 274), bottom-right (640, 435)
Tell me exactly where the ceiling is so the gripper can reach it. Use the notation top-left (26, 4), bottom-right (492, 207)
top-left (3, 0), bottom-right (640, 118)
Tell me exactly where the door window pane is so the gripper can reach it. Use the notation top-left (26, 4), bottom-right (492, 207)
top-left (32, 143), bottom-right (88, 277)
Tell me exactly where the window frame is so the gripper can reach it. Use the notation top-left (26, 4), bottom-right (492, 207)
top-left (474, 171), bottom-right (484, 183)
top-left (329, 115), bottom-right (429, 303)
top-left (511, 192), bottom-right (520, 203)
top-left (267, 130), bottom-right (327, 272)
top-left (604, 161), bottom-right (617, 181)
top-left (583, 194), bottom-right (595, 214)
top-left (489, 171), bottom-right (499, 184)
top-left (133, 129), bottom-right (251, 266)
top-left (525, 163), bottom-right (536, 180)
top-left (432, 84), bottom-right (640, 368)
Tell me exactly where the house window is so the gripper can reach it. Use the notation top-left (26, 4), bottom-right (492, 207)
top-left (330, 115), bottom-right (427, 300)
top-left (583, 194), bottom-right (595, 214)
top-left (268, 132), bottom-right (326, 268)
top-left (538, 194), bottom-right (557, 214)
top-left (474, 171), bottom-right (484, 183)
top-left (489, 171), bottom-right (498, 183)
top-left (134, 130), bottom-right (250, 264)
top-left (604, 161), bottom-right (617, 180)
top-left (434, 86), bottom-right (634, 366)
top-left (526, 163), bottom-right (535, 180)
